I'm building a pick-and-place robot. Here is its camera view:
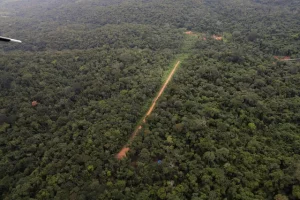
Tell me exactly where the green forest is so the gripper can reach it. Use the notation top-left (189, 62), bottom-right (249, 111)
top-left (0, 0), bottom-right (299, 199)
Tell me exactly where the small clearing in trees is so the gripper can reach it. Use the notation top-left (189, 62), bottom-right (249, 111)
top-left (116, 147), bottom-right (130, 160)
top-left (212, 34), bottom-right (223, 40)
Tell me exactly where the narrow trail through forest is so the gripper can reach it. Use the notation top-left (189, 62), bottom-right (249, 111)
top-left (282, 58), bottom-right (300, 61)
top-left (116, 61), bottom-right (181, 160)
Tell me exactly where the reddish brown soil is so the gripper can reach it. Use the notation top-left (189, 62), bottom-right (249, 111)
top-left (185, 31), bottom-right (198, 37)
top-left (212, 35), bottom-right (223, 40)
top-left (185, 31), bottom-right (193, 35)
top-left (274, 56), bottom-right (291, 60)
top-left (32, 101), bottom-right (38, 107)
top-left (116, 147), bottom-right (130, 160)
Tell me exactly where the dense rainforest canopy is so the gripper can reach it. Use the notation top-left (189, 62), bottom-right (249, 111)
top-left (0, 0), bottom-right (299, 199)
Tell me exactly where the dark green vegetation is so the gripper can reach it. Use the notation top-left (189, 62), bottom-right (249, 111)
top-left (0, 0), bottom-right (299, 199)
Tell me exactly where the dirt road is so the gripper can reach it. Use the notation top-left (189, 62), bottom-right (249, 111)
top-left (116, 61), bottom-right (181, 160)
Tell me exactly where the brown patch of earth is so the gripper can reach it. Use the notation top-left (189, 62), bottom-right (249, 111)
top-left (116, 147), bottom-right (130, 160)
top-left (212, 34), bottom-right (223, 40)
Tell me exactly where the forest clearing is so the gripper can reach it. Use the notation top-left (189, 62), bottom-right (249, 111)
top-left (117, 61), bottom-right (181, 160)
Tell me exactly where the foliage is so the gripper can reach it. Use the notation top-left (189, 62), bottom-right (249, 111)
top-left (0, 0), bottom-right (299, 199)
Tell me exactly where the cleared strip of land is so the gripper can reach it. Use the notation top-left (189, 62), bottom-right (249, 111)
top-left (116, 61), bottom-right (181, 160)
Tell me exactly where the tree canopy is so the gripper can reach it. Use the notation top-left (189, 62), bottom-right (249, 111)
top-left (0, 0), bottom-right (299, 199)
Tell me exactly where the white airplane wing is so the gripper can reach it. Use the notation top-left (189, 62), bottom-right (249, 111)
top-left (0, 36), bottom-right (22, 43)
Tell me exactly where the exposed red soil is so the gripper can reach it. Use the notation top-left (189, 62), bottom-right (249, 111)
top-left (274, 56), bottom-right (291, 60)
top-left (185, 31), bottom-right (209, 41)
top-left (212, 35), bottom-right (223, 40)
top-left (116, 147), bottom-right (130, 160)
top-left (185, 31), bottom-right (198, 37)
top-left (32, 101), bottom-right (38, 107)
top-left (185, 31), bottom-right (193, 35)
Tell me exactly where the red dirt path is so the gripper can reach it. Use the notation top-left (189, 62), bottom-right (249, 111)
top-left (116, 61), bottom-right (181, 160)
top-left (116, 147), bottom-right (129, 160)
top-left (274, 56), bottom-right (291, 60)
top-left (212, 35), bottom-right (223, 40)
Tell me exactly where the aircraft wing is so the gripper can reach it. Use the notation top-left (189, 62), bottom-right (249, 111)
top-left (0, 36), bottom-right (22, 43)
